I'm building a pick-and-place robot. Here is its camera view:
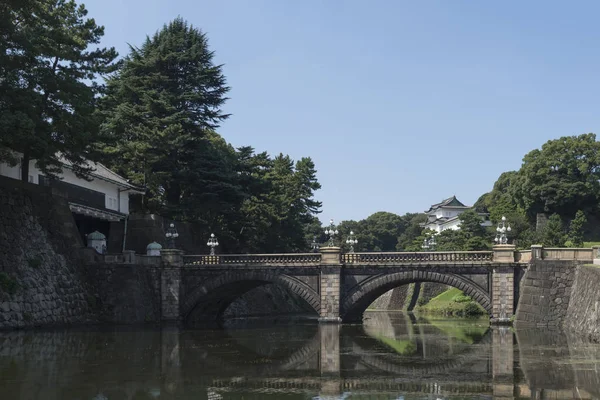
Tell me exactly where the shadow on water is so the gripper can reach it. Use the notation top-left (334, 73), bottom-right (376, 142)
top-left (0, 313), bottom-right (600, 398)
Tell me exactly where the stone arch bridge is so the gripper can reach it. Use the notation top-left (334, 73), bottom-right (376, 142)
top-left (149, 244), bottom-right (593, 324)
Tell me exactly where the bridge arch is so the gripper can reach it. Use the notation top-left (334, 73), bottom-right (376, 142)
top-left (341, 270), bottom-right (491, 322)
top-left (182, 271), bottom-right (320, 323)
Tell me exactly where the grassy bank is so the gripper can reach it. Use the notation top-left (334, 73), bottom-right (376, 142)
top-left (415, 287), bottom-right (486, 317)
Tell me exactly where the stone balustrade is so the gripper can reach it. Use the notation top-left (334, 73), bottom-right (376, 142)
top-left (541, 247), bottom-right (593, 261)
top-left (516, 250), bottom-right (532, 263)
top-left (342, 251), bottom-right (493, 264)
top-left (83, 245), bottom-right (597, 268)
top-left (183, 253), bottom-right (321, 266)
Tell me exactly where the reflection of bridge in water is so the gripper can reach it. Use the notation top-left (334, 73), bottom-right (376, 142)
top-left (1, 316), bottom-right (600, 399)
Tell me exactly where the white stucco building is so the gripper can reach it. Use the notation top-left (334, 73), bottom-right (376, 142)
top-left (422, 196), bottom-right (491, 233)
top-left (0, 153), bottom-right (144, 246)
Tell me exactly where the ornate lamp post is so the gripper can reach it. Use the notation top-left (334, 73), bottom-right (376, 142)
top-left (207, 233), bottom-right (219, 255)
top-left (324, 219), bottom-right (339, 247)
top-left (494, 216), bottom-right (512, 245)
top-left (311, 235), bottom-right (320, 253)
top-left (165, 223), bottom-right (179, 249)
top-left (346, 231), bottom-right (358, 253)
top-left (422, 235), bottom-right (437, 251)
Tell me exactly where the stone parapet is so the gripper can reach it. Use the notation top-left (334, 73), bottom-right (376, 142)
top-left (493, 244), bottom-right (516, 263)
top-left (320, 247), bottom-right (341, 265)
top-left (161, 249), bottom-right (184, 268)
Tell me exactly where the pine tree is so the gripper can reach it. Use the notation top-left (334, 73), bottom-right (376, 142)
top-left (0, 0), bottom-right (118, 180)
top-left (100, 18), bottom-right (230, 213)
top-left (567, 210), bottom-right (586, 247)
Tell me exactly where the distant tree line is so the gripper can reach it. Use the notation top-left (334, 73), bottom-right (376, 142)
top-left (317, 133), bottom-right (600, 252)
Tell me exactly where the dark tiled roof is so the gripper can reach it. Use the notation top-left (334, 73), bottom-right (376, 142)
top-left (60, 156), bottom-right (144, 192)
top-left (425, 195), bottom-right (469, 213)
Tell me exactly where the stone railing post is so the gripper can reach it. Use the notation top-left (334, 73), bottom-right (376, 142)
top-left (493, 244), bottom-right (517, 263)
top-left (319, 247), bottom-right (342, 323)
top-left (491, 244), bottom-right (516, 325)
top-left (531, 244), bottom-right (543, 260)
top-left (592, 246), bottom-right (600, 265)
top-left (160, 249), bottom-right (183, 322)
top-left (123, 250), bottom-right (136, 264)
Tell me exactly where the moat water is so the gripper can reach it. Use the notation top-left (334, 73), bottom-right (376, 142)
top-left (0, 312), bottom-right (599, 399)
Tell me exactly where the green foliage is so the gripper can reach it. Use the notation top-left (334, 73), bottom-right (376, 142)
top-left (454, 295), bottom-right (472, 303)
top-left (542, 214), bottom-right (565, 247)
top-left (99, 18), bottom-right (322, 253)
top-left (418, 287), bottom-right (486, 318)
top-left (336, 212), bottom-right (426, 252)
top-left (396, 214), bottom-right (428, 251)
top-left (512, 133), bottom-right (600, 218)
top-left (464, 236), bottom-right (491, 251)
top-left (477, 134), bottom-right (600, 247)
top-left (463, 302), bottom-right (484, 317)
top-left (100, 18), bottom-right (229, 213)
top-left (567, 210), bottom-right (587, 247)
top-left (0, 0), bottom-right (119, 180)
top-left (458, 209), bottom-right (486, 238)
top-left (435, 229), bottom-right (467, 251)
top-left (0, 273), bottom-right (19, 295)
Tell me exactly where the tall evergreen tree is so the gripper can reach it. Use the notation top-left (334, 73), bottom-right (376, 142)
top-left (542, 214), bottom-right (565, 247)
top-left (567, 210), bottom-right (587, 247)
top-left (0, 0), bottom-right (118, 180)
top-left (100, 18), bottom-right (229, 213)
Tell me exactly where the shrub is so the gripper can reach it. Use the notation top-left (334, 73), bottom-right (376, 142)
top-left (464, 302), bottom-right (484, 317)
top-left (454, 295), bottom-right (472, 303)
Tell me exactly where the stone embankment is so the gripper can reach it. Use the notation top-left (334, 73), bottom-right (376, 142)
top-left (514, 259), bottom-right (600, 342)
top-left (0, 176), bottom-right (94, 329)
top-left (565, 265), bottom-right (600, 342)
top-left (514, 260), bottom-right (576, 328)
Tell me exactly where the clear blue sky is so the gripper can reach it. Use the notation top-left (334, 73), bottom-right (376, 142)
top-left (84, 0), bottom-right (600, 222)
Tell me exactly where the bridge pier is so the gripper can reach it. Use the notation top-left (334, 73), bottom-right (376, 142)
top-left (491, 245), bottom-right (516, 324)
top-left (319, 247), bottom-right (342, 323)
top-left (160, 249), bottom-right (183, 322)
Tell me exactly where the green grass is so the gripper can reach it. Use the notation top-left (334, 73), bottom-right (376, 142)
top-left (417, 287), bottom-right (486, 317)
top-left (375, 336), bottom-right (417, 355)
top-left (584, 242), bottom-right (600, 247)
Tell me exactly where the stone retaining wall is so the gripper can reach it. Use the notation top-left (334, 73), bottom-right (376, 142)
top-left (565, 265), bottom-right (600, 342)
top-left (85, 263), bottom-right (162, 324)
top-left (514, 260), bottom-right (577, 328)
top-left (0, 176), bottom-right (94, 329)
